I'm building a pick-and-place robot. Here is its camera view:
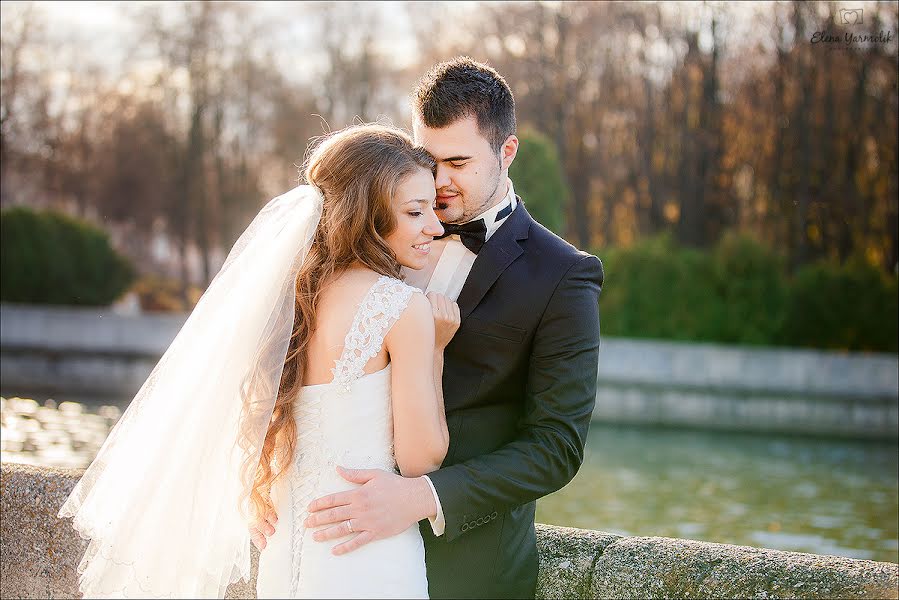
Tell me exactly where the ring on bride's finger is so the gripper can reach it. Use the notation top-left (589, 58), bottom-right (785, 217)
top-left (346, 519), bottom-right (354, 533)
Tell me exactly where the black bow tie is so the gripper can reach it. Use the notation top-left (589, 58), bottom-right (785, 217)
top-left (435, 219), bottom-right (487, 253)
top-left (435, 202), bottom-right (513, 254)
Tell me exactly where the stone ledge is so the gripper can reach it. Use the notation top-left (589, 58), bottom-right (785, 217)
top-left (2, 463), bottom-right (896, 599)
top-left (5, 303), bottom-right (897, 399)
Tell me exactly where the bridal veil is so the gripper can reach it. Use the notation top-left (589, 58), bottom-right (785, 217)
top-left (58, 185), bottom-right (324, 598)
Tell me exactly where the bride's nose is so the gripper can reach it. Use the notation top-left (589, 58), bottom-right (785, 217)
top-left (423, 213), bottom-right (443, 238)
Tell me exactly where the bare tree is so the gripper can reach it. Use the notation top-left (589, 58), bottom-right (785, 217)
top-left (0, 2), bottom-right (46, 200)
top-left (311, 2), bottom-right (397, 127)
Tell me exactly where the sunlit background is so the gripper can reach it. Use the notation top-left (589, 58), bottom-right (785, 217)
top-left (1, 0), bottom-right (897, 565)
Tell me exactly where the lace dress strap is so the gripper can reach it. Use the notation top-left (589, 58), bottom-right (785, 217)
top-left (330, 275), bottom-right (419, 391)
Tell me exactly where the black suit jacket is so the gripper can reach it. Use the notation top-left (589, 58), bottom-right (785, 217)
top-left (421, 200), bottom-right (604, 599)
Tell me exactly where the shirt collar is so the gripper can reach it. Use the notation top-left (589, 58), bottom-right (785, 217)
top-left (460, 178), bottom-right (517, 243)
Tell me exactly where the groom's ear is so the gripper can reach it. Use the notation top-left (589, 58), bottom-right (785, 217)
top-left (500, 135), bottom-right (519, 171)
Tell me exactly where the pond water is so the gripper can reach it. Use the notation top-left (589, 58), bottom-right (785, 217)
top-left (536, 422), bottom-right (898, 564)
top-left (2, 395), bottom-right (897, 564)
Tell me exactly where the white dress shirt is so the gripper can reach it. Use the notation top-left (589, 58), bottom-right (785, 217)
top-left (418, 179), bottom-right (518, 537)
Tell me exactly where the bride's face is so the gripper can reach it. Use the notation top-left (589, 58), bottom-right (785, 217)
top-left (385, 167), bottom-right (442, 270)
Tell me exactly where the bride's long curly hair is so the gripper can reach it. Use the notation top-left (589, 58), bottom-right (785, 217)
top-left (239, 124), bottom-right (436, 521)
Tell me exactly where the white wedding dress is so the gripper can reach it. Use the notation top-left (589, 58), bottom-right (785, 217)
top-left (256, 274), bottom-right (429, 599)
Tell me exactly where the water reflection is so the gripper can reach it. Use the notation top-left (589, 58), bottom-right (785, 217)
top-left (0, 397), bottom-right (120, 469)
top-left (2, 396), bottom-right (897, 564)
top-left (536, 423), bottom-right (899, 564)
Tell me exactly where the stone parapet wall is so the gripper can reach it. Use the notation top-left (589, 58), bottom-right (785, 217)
top-left (597, 337), bottom-right (897, 398)
top-left (594, 338), bottom-right (898, 439)
top-left (4, 303), bottom-right (897, 398)
top-left (2, 463), bottom-right (896, 599)
top-left (3, 303), bottom-right (898, 439)
top-left (1, 303), bottom-right (187, 400)
top-left (592, 383), bottom-right (898, 439)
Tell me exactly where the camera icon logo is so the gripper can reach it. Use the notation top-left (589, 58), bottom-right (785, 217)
top-left (839, 8), bottom-right (864, 25)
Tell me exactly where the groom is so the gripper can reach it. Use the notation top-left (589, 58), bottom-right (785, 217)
top-left (304, 57), bottom-right (602, 598)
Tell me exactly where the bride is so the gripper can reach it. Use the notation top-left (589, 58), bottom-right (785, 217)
top-left (58, 124), bottom-right (457, 598)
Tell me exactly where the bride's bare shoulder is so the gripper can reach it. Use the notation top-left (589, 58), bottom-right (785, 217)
top-left (316, 268), bottom-right (402, 329)
top-left (319, 267), bottom-right (381, 299)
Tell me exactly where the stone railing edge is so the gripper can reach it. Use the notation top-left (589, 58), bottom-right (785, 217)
top-left (1, 463), bottom-right (897, 599)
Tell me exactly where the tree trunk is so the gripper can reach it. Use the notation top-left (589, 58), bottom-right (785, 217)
top-left (791, 1), bottom-right (811, 272)
top-left (677, 34), bottom-right (704, 247)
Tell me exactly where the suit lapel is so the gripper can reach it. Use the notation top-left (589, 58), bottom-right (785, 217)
top-left (456, 199), bottom-right (531, 321)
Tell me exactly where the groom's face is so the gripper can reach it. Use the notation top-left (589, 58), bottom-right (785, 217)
top-left (413, 115), bottom-right (505, 224)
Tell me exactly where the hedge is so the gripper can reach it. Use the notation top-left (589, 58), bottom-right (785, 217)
top-left (597, 233), bottom-right (897, 353)
top-left (509, 128), bottom-right (567, 235)
top-left (1, 207), bottom-right (135, 306)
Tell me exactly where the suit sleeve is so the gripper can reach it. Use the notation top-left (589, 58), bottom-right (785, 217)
top-left (425, 253), bottom-right (603, 542)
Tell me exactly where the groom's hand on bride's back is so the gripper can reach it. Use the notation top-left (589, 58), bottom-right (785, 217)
top-left (249, 508), bottom-right (278, 551)
top-left (305, 465), bottom-right (438, 555)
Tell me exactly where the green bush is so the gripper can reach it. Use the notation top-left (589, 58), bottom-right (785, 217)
top-left (779, 257), bottom-right (898, 352)
top-left (708, 232), bottom-right (788, 345)
top-left (598, 234), bottom-right (720, 342)
top-left (1, 206), bottom-right (135, 306)
top-left (596, 232), bottom-right (897, 352)
top-left (509, 127), bottom-right (567, 235)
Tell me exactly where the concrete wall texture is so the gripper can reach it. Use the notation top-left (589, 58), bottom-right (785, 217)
top-left (594, 338), bottom-right (898, 439)
top-left (1, 463), bottom-right (897, 599)
top-left (2, 303), bottom-right (897, 439)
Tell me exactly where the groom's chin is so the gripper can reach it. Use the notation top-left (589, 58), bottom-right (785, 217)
top-left (435, 206), bottom-right (461, 223)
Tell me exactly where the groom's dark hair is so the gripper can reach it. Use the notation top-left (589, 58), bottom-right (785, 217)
top-left (411, 56), bottom-right (516, 153)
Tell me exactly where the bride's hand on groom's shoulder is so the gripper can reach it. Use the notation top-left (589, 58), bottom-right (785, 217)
top-left (426, 292), bottom-right (460, 349)
top-left (249, 508), bottom-right (278, 551)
